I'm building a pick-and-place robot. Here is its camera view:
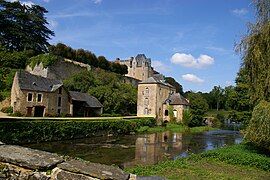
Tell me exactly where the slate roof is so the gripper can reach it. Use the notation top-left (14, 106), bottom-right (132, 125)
top-left (69, 91), bottom-right (103, 108)
top-left (16, 71), bottom-right (63, 92)
top-left (139, 75), bottom-right (175, 88)
top-left (165, 93), bottom-right (189, 105)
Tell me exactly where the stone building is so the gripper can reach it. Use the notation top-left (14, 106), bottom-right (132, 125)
top-left (137, 75), bottom-right (189, 122)
top-left (11, 71), bottom-right (103, 117)
top-left (115, 54), bottom-right (154, 81)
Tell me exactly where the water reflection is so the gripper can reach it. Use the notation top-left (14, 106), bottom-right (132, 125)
top-left (23, 130), bottom-right (242, 168)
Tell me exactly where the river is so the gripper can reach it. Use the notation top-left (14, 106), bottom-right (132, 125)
top-left (23, 130), bottom-right (242, 168)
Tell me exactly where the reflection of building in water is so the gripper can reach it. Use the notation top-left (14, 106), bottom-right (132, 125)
top-left (123, 132), bottom-right (183, 167)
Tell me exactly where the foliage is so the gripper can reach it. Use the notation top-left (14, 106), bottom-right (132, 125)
top-left (126, 144), bottom-right (270, 179)
top-left (0, 48), bottom-right (34, 69)
top-left (49, 43), bottom-right (128, 75)
top-left (245, 100), bottom-right (270, 151)
top-left (0, 0), bottom-right (54, 52)
top-left (28, 54), bottom-right (63, 69)
top-left (0, 117), bottom-right (156, 144)
top-left (209, 86), bottom-right (224, 111)
top-left (187, 92), bottom-right (209, 127)
top-left (0, 106), bottom-right (12, 114)
top-left (164, 77), bottom-right (183, 94)
top-left (64, 69), bottom-right (137, 115)
top-left (182, 109), bottom-right (191, 126)
top-left (0, 68), bottom-right (16, 99)
top-left (167, 105), bottom-right (176, 123)
top-left (236, 0), bottom-right (270, 104)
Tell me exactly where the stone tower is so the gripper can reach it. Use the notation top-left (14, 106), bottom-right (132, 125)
top-left (116, 54), bottom-right (154, 81)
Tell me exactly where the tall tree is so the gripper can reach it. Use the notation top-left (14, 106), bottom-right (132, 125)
top-left (236, 0), bottom-right (270, 104)
top-left (209, 86), bottom-right (224, 111)
top-left (0, 0), bottom-right (54, 52)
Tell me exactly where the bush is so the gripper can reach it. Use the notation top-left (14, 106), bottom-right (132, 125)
top-left (244, 101), bottom-right (270, 151)
top-left (1, 106), bottom-right (13, 114)
top-left (182, 109), bottom-right (191, 126)
top-left (0, 117), bottom-right (156, 144)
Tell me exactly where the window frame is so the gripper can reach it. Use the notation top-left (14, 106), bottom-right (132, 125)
top-left (27, 92), bottom-right (33, 102)
top-left (37, 93), bottom-right (43, 102)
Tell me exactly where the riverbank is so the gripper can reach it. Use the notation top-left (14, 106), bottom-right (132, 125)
top-left (126, 144), bottom-right (270, 179)
top-left (137, 123), bottom-right (216, 134)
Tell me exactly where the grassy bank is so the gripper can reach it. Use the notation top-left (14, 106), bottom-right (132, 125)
top-left (0, 117), bottom-right (155, 144)
top-left (137, 123), bottom-right (216, 134)
top-left (126, 144), bottom-right (270, 179)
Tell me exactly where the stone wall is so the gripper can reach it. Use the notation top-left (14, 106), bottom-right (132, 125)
top-left (0, 141), bottom-right (164, 180)
top-left (26, 59), bottom-right (91, 80)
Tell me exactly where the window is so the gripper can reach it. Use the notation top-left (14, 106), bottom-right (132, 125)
top-left (37, 93), bottom-right (42, 102)
top-left (58, 97), bottom-right (61, 107)
top-left (173, 110), bottom-right (178, 117)
top-left (130, 61), bottom-right (132, 68)
top-left (27, 93), bottom-right (33, 102)
top-left (144, 108), bottom-right (148, 115)
top-left (144, 98), bottom-right (149, 106)
top-left (58, 87), bottom-right (62, 94)
top-left (165, 110), bottom-right (168, 116)
top-left (159, 88), bottom-right (162, 95)
top-left (145, 87), bottom-right (149, 95)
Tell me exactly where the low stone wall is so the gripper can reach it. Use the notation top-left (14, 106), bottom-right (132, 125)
top-left (0, 141), bottom-right (164, 180)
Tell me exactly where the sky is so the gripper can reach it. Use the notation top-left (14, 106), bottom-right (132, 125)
top-left (10, 0), bottom-right (255, 92)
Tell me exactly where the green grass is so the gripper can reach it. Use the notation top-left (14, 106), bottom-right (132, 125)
top-left (137, 123), bottom-right (216, 134)
top-left (126, 144), bottom-right (270, 179)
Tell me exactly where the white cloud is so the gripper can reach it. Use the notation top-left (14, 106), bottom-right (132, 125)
top-left (182, 74), bottom-right (204, 84)
top-left (232, 8), bottom-right (248, 16)
top-left (93, 0), bottom-right (102, 4)
top-left (152, 60), bottom-right (171, 72)
top-left (171, 53), bottom-right (214, 68)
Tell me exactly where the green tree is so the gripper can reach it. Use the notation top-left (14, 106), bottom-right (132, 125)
top-left (165, 77), bottom-right (183, 94)
top-left (209, 86), bottom-right (224, 111)
top-left (236, 0), bottom-right (270, 104)
top-left (187, 92), bottom-right (209, 127)
top-left (0, 0), bottom-right (54, 52)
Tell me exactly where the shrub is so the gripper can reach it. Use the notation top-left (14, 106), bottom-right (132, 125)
top-left (1, 106), bottom-right (13, 114)
top-left (0, 117), bottom-right (156, 144)
top-left (244, 100), bottom-right (270, 151)
top-left (182, 109), bottom-right (191, 126)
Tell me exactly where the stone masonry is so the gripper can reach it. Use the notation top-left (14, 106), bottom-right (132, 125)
top-left (0, 142), bottom-right (165, 180)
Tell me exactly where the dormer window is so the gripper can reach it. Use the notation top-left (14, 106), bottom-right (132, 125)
top-left (27, 93), bottom-right (33, 102)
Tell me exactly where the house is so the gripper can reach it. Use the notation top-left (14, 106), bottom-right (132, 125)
top-left (137, 75), bottom-right (189, 123)
top-left (11, 71), bottom-right (103, 117)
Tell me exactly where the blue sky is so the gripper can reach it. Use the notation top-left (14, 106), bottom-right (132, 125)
top-left (12, 0), bottom-right (255, 92)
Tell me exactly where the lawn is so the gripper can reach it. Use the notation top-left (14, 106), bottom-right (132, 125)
top-left (125, 144), bottom-right (270, 179)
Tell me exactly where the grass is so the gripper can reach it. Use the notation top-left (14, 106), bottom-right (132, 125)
top-left (125, 144), bottom-right (270, 179)
top-left (137, 123), bottom-right (216, 134)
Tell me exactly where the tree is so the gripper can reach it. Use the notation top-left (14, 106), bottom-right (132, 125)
top-left (236, 0), bottom-right (270, 104)
top-left (209, 86), bottom-right (224, 111)
top-left (0, 0), bottom-right (54, 52)
top-left (165, 77), bottom-right (183, 94)
top-left (187, 92), bottom-right (209, 127)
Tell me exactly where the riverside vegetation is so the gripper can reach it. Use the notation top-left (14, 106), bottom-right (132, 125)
top-left (0, 117), bottom-right (156, 144)
top-left (125, 144), bottom-right (270, 179)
